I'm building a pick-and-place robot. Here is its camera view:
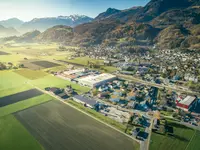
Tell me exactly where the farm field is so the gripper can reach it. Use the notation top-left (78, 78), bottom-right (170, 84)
top-left (0, 94), bottom-right (52, 118)
top-left (0, 71), bottom-right (29, 91)
top-left (0, 51), bottom-right (10, 55)
top-left (0, 115), bottom-right (43, 150)
top-left (0, 89), bottom-right (43, 107)
top-left (15, 100), bottom-right (139, 150)
top-left (31, 60), bottom-right (60, 68)
top-left (14, 69), bottom-right (48, 79)
top-left (150, 121), bottom-right (196, 150)
top-left (186, 130), bottom-right (200, 150)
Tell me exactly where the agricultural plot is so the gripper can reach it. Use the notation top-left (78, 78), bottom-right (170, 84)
top-left (0, 51), bottom-right (10, 55)
top-left (0, 89), bottom-right (43, 107)
top-left (0, 71), bottom-right (28, 91)
top-left (186, 130), bottom-right (200, 150)
top-left (31, 60), bottom-right (60, 68)
top-left (15, 100), bottom-right (139, 150)
top-left (150, 121), bottom-right (196, 150)
top-left (20, 59), bottom-right (45, 70)
top-left (14, 69), bottom-right (47, 80)
top-left (0, 94), bottom-right (52, 117)
top-left (0, 115), bottom-right (43, 150)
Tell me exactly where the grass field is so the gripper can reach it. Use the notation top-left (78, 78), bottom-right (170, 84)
top-left (0, 71), bottom-right (29, 91)
top-left (0, 115), bottom-right (43, 150)
top-left (15, 100), bottom-right (139, 150)
top-left (150, 121), bottom-right (196, 150)
top-left (66, 56), bottom-right (104, 66)
top-left (14, 69), bottom-right (48, 80)
top-left (29, 75), bottom-right (90, 93)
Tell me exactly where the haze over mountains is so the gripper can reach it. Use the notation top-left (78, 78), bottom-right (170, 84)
top-left (1, 0), bottom-right (200, 51)
top-left (0, 15), bottom-right (93, 35)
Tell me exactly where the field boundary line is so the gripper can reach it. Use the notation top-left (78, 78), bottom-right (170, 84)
top-left (26, 81), bottom-right (141, 145)
top-left (185, 130), bottom-right (196, 150)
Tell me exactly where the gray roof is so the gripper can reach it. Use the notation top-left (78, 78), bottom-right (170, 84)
top-left (73, 95), bottom-right (97, 106)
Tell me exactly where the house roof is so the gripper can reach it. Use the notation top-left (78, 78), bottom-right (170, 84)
top-left (73, 95), bottom-right (97, 106)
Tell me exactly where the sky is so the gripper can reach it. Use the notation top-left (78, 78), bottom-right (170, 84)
top-left (0, 0), bottom-right (150, 21)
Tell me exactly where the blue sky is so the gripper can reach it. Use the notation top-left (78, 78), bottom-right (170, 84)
top-left (0, 0), bottom-right (149, 21)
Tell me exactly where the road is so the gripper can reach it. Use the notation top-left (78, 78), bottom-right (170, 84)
top-left (117, 74), bottom-right (200, 97)
top-left (140, 118), bottom-right (154, 150)
top-left (26, 81), bottom-right (140, 144)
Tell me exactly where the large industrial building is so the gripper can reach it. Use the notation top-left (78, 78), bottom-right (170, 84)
top-left (176, 96), bottom-right (197, 111)
top-left (77, 73), bottom-right (117, 88)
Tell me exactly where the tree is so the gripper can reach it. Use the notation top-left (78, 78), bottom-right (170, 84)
top-left (19, 64), bottom-right (25, 68)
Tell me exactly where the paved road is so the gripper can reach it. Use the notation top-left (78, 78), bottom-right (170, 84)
top-left (140, 118), bottom-right (154, 150)
top-left (26, 81), bottom-right (140, 144)
top-left (117, 74), bottom-right (200, 97)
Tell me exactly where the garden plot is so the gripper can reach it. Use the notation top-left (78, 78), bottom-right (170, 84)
top-left (0, 89), bottom-right (43, 107)
top-left (15, 100), bottom-right (138, 150)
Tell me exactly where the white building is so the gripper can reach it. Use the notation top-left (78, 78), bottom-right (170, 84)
top-left (63, 69), bottom-right (85, 75)
top-left (77, 73), bottom-right (117, 88)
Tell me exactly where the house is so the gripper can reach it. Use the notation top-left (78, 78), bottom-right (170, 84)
top-left (48, 87), bottom-right (63, 95)
top-left (73, 95), bottom-right (97, 108)
top-left (127, 101), bottom-right (136, 109)
top-left (132, 128), bottom-right (140, 137)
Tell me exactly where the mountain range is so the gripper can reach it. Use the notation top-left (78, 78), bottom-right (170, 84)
top-left (1, 0), bottom-right (200, 51)
top-left (0, 15), bottom-right (93, 34)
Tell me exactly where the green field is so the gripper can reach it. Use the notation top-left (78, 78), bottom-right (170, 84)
top-left (66, 56), bottom-right (104, 66)
top-left (0, 115), bottom-right (43, 150)
top-left (15, 100), bottom-right (139, 150)
top-left (29, 75), bottom-right (90, 93)
top-left (14, 69), bottom-right (48, 80)
top-left (0, 71), bottom-right (29, 91)
top-left (186, 130), bottom-right (200, 150)
top-left (0, 95), bottom-right (52, 117)
top-left (150, 121), bottom-right (199, 150)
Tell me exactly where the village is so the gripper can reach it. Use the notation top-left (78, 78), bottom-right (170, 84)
top-left (44, 65), bottom-right (200, 141)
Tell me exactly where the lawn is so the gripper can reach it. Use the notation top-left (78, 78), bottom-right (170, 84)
top-left (29, 75), bottom-right (90, 93)
top-left (15, 100), bottom-right (139, 150)
top-left (186, 130), bottom-right (200, 150)
top-left (0, 94), bottom-right (52, 117)
top-left (150, 121), bottom-right (195, 150)
top-left (0, 115), bottom-right (43, 150)
top-left (14, 69), bottom-right (48, 80)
